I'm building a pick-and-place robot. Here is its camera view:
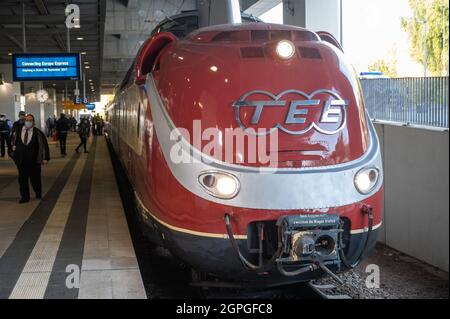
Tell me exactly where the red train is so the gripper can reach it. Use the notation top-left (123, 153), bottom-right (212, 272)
top-left (105, 14), bottom-right (383, 286)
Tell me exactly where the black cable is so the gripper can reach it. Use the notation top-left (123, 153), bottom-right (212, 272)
top-left (276, 262), bottom-right (316, 277)
top-left (224, 213), bottom-right (283, 271)
top-left (224, 213), bottom-right (261, 270)
top-left (339, 206), bottom-right (374, 269)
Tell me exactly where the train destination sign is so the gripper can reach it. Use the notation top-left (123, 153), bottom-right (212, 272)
top-left (12, 53), bottom-right (81, 81)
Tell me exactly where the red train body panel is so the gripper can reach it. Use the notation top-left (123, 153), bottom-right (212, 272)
top-left (106, 22), bottom-right (384, 284)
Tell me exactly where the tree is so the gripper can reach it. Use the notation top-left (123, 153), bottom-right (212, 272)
top-left (368, 46), bottom-right (398, 77)
top-left (401, 0), bottom-right (449, 76)
top-left (368, 59), bottom-right (398, 78)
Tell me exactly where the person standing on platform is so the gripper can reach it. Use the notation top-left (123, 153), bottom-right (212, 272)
top-left (55, 113), bottom-right (70, 157)
top-left (75, 118), bottom-right (90, 154)
top-left (71, 116), bottom-right (78, 132)
top-left (99, 116), bottom-right (104, 136)
top-left (11, 111), bottom-right (26, 133)
top-left (45, 115), bottom-right (55, 138)
top-left (0, 114), bottom-right (12, 158)
top-left (11, 114), bottom-right (50, 204)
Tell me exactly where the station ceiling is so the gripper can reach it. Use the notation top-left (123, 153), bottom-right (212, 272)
top-left (0, 0), bottom-right (277, 99)
top-left (0, 0), bottom-right (105, 101)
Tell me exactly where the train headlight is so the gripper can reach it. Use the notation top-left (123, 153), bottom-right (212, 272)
top-left (198, 171), bottom-right (240, 199)
top-left (354, 167), bottom-right (379, 194)
top-left (276, 40), bottom-right (296, 60)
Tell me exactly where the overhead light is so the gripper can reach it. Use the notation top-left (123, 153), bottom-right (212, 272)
top-left (84, 61), bottom-right (89, 64)
top-left (81, 51), bottom-right (87, 55)
top-left (210, 66), bottom-right (218, 72)
top-left (84, 65), bottom-right (90, 69)
top-left (8, 52), bottom-right (12, 56)
top-left (76, 37), bottom-right (84, 40)
top-left (89, 79), bottom-right (92, 82)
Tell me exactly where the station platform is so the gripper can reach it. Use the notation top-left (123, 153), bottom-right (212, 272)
top-left (0, 134), bottom-right (146, 299)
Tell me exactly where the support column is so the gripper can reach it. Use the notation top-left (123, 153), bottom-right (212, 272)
top-left (283, 0), bottom-right (342, 44)
top-left (0, 64), bottom-right (21, 121)
top-left (283, 0), bottom-right (305, 27)
top-left (197, 0), bottom-right (242, 27)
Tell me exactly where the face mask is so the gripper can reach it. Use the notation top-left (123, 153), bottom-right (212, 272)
top-left (0, 117), bottom-right (5, 121)
top-left (24, 121), bottom-right (33, 129)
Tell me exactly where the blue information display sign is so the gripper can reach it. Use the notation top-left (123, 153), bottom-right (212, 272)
top-left (12, 53), bottom-right (81, 81)
top-left (73, 97), bottom-right (88, 104)
top-left (85, 104), bottom-right (95, 110)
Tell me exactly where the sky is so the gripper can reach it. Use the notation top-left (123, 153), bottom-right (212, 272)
top-left (257, 0), bottom-right (424, 76)
top-left (342, 0), bottom-right (423, 76)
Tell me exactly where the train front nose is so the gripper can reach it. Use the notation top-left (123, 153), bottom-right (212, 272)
top-left (156, 26), bottom-right (371, 169)
top-left (148, 24), bottom-right (383, 281)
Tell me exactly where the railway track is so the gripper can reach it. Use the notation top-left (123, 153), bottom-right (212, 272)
top-left (308, 282), bottom-right (352, 299)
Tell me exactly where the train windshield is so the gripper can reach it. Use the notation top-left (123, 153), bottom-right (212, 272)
top-left (157, 15), bottom-right (199, 38)
top-left (152, 12), bottom-right (261, 39)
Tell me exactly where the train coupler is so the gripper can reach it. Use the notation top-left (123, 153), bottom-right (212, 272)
top-left (225, 213), bottom-right (344, 283)
top-left (275, 214), bottom-right (343, 284)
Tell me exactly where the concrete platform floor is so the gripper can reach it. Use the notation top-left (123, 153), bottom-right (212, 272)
top-left (0, 134), bottom-right (146, 299)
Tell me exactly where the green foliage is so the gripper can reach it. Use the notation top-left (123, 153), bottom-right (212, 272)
top-left (368, 59), bottom-right (398, 77)
top-left (401, 0), bottom-right (449, 75)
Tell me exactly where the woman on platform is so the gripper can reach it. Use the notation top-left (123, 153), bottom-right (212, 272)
top-left (75, 118), bottom-right (90, 154)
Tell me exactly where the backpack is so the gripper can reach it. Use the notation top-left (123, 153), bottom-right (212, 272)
top-left (0, 119), bottom-right (9, 131)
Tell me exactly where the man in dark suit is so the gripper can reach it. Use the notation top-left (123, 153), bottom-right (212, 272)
top-left (11, 110), bottom-right (26, 134)
top-left (55, 113), bottom-right (70, 157)
top-left (11, 114), bottom-right (50, 203)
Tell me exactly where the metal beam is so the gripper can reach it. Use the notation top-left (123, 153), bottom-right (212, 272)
top-left (240, 0), bottom-right (258, 11)
top-left (98, 0), bottom-right (106, 95)
top-left (0, 15), bottom-right (99, 24)
top-left (52, 34), bottom-right (66, 51)
top-left (5, 34), bottom-right (24, 50)
top-left (33, 0), bottom-right (49, 15)
top-left (244, 0), bottom-right (281, 16)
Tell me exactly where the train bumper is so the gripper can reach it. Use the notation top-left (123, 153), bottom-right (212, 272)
top-left (140, 209), bottom-right (379, 283)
